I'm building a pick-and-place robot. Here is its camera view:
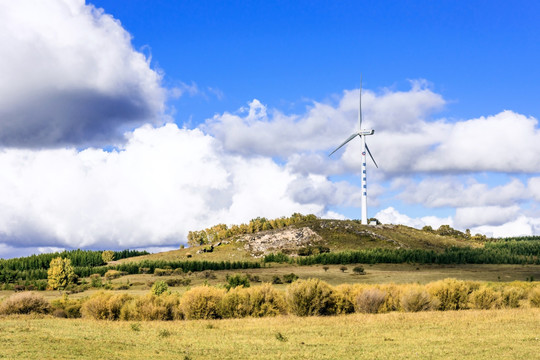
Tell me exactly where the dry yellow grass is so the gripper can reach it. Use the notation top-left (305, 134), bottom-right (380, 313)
top-left (0, 309), bottom-right (538, 359)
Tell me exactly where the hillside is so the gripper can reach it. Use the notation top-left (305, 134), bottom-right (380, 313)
top-left (118, 218), bottom-right (481, 263)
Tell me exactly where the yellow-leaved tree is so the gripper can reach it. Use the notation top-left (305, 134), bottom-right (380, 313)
top-left (101, 250), bottom-right (115, 263)
top-left (47, 257), bottom-right (76, 290)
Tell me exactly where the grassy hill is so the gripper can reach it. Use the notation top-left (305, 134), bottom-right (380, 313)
top-left (118, 218), bottom-right (481, 263)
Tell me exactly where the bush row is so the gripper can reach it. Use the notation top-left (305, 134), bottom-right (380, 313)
top-left (1, 279), bottom-right (539, 320)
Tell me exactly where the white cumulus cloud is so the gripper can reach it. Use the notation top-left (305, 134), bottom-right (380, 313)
top-left (454, 205), bottom-right (521, 228)
top-left (398, 177), bottom-right (528, 208)
top-left (0, 124), bottom-right (333, 250)
top-left (374, 207), bottom-right (453, 229)
top-left (0, 0), bottom-right (166, 147)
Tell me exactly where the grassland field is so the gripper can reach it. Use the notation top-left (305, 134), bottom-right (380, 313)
top-left (1, 220), bottom-right (539, 359)
top-left (1, 309), bottom-right (538, 359)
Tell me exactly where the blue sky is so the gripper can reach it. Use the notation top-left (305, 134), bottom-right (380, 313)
top-left (1, 1), bottom-right (540, 258)
top-left (91, 0), bottom-right (540, 120)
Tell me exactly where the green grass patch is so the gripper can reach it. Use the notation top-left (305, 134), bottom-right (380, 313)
top-left (0, 309), bottom-right (538, 359)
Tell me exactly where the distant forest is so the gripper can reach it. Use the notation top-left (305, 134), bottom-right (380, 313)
top-left (0, 249), bottom-right (148, 284)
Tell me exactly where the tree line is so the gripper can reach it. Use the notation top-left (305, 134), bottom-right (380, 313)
top-left (0, 249), bottom-right (148, 284)
top-left (1, 258), bottom-right (261, 284)
top-left (484, 240), bottom-right (540, 256)
top-left (266, 244), bottom-right (540, 266)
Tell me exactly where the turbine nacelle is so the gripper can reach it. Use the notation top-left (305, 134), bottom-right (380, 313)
top-left (359, 129), bottom-right (374, 136)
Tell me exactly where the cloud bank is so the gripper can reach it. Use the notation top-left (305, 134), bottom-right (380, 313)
top-left (0, 124), bottom-right (329, 251)
top-left (0, 0), bottom-right (165, 148)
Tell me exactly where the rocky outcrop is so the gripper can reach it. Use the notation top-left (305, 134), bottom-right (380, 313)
top-left (241, 227), bottom-right (322, 257)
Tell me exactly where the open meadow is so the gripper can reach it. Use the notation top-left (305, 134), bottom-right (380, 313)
top-left (1, 222), bottom-right (539, 359)
top-left (1, 309), bottom-right (538, 359)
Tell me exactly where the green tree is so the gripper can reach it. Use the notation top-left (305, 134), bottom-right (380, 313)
top-left (101, 250), bottom-right (114, 263)
top-left (151, 280), bottom-right (169, 296)
top-left (47, 257), bottom-right (76, 290)
top-left (225, 274), bottom-right (250, 290)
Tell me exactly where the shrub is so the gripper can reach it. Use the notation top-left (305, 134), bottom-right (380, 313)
top-left (500, 287), bottom-right (526, 308)
top-left (352, 266), bottom-right (365, 275)
top-left (356, 288), bottom-right (387, 314)
top-left (469, 286), bottom-right (500, 309)
top-left (339, 266), bottom-right (348, 273)
top-left (51, 293), bottom-right (83, 318)
top-left (52, 308), bottom-right (68, 318)
top-left (154, 268), bottom-right (173, 277)
top-left (151, 280), bottom-right (169, 296)
top-left (104, 270), bottom-right (126, 280)
top-left (249, 283), bottom-right (286, 317)
top-left (225, 274), bottom-right (250, 290)
top-left (220, 286), bottom-right (252, 318)
top-left (322, 266), bottom-right (329, 272)
top-left (333, 284), bottom-right (364, 314)
top-left (378, 284), bottom-right (402, 312)
top-left (247, 274), bottom-right (261, 283)
top-left (426, 279), bottom-right (473, 310)
top-left (286, 278), bottom-right (336, 316)
top-left (165, 278), bottom-right (191, 287)
top-left (90, 274), bottom-right (103, 288)
top-left (0, 292), bottom-right (50, 315)
top-left (283, 273), bottom-right (299, 283)
top-left (401, 287), bottom-right (436, 312)
top-left (81, 292), bottom-right (133, 320)
top-left (180, 286), bottom-right (225, 320)
top-left (120, 293), bottom-right (182, 321)
top-left (272, 275), bottom-right (283, 284)
top-left (529, 287), bottom-right (540, 308)
top-left (202, 270), bottom-right (217, 279)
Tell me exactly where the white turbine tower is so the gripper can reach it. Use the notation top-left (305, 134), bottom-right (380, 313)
top-left (329, 77), bottom-right (378, 225)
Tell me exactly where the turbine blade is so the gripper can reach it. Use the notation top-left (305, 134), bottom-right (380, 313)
top-left (359, 75), bottom-right (363, 130)
top-left (365, 143), bottom-right (378, 168)
top-left (329, 133), bottom-right (359, 156)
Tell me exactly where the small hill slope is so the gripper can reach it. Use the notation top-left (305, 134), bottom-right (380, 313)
top-left (118, 218), bottom-right (480, 263)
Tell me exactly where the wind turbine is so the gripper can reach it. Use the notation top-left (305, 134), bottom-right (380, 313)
top-left (329, 77), bottom-right (378, 225)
